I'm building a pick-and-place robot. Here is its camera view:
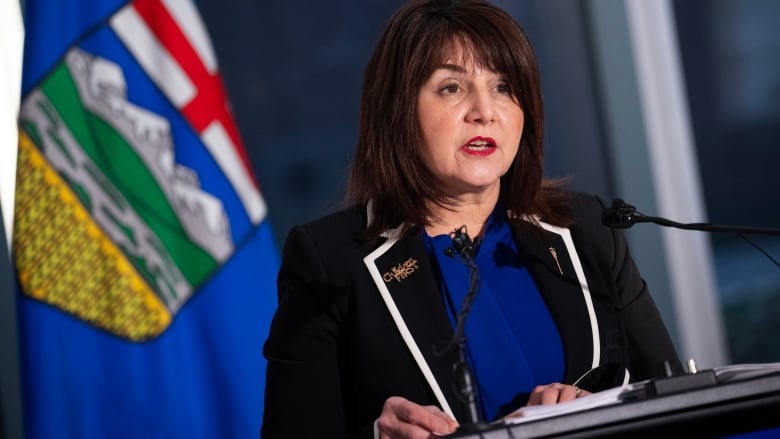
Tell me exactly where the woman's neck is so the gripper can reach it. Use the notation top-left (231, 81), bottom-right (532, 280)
top-left (424, 190), bottom-right (499, 238)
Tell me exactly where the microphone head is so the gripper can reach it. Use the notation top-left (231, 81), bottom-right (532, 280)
top-left (449, 225), bottom-right (479, 260)
top-left (602, 199), bottom-right (636, 229)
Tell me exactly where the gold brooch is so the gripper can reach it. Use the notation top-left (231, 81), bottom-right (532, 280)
top-left (383, 258), bottom-right (419, 283)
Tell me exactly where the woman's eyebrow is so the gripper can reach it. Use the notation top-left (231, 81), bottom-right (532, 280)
top-left (433, 63), bottom-right (467, 73)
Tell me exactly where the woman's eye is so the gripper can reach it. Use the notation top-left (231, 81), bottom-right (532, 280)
top-left (497, 83), bottom-right (511, 94)
top-left (441, 84), bottom-right (459, 94)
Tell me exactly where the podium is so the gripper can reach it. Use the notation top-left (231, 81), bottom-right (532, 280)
top-left (449, 372), bottom-right (780, 438)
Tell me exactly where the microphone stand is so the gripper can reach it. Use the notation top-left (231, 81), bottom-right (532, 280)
top-left (438, 225), bottom-right (489, 432)
top-left (601, 198), bottom-right (780, 397)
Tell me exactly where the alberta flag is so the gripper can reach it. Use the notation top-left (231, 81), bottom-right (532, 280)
top-left (14, 0), bottom-right (279, 437)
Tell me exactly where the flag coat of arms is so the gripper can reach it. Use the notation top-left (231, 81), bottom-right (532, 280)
top-left (15, 0), bottom-right (279, 437)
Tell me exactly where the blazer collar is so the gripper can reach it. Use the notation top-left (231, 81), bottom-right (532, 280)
top-left (362, 227), bottom-right (463, 420)
top-left (509, 217), bottom-right (601, 383)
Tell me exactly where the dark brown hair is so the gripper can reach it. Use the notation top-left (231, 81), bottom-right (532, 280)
top-left (348, 0), bottom-right (571, 239)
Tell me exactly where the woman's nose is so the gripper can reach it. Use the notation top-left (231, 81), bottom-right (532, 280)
top-left (465, 91), bottom-right (496, 124)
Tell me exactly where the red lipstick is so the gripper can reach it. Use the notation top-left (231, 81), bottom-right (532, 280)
top-left (461, 136), bottom-right (497, 157)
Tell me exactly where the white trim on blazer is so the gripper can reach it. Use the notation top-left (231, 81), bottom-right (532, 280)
top-left (537, 220), bottom-right (601, 369)
top-left (363, 230), bottom-right (457, 420)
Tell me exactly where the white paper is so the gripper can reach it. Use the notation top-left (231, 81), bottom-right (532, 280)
top-left (500, 362), bottom-right (780, 425)
top-left (501, 384), bottom-right (634, 425)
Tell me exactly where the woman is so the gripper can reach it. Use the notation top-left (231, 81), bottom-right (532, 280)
top-left (262, 0), bottom-right (682, 437)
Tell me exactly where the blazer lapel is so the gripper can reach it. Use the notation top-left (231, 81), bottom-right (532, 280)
top-left (510, 219), bottom-right (600, 384)
top-left (363, 229), bottom-right (463, 420)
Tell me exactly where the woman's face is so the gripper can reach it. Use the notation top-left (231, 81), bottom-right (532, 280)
top-left (417, 43), bottom-right (524, 200)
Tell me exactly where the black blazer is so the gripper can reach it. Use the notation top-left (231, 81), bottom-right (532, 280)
top-left (262, 192), bottom-right (681, 439)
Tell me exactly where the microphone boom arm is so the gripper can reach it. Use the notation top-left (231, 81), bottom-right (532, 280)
top-left (632, 215), bottom-right (780, 236)
top-left (602, 198), bottom-right (780, 268)
top-left (604, 198), bottom-right (780, 236)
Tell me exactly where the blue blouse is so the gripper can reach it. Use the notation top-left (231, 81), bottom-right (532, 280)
top-left (424, 209), bottom-right (564, 421)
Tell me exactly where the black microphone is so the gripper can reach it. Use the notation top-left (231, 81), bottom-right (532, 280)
top-left (445, 225), bottom-right (482, 259)
top-left (601, 199), bottom-right (640, 229)
top-left (437, 225), bottom-right (487, 431)
top-left (602, 198), bottom-right (780, 235)
top-left (602, 198), bottom-right (780, 267)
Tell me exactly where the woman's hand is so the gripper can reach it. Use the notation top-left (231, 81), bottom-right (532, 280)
top-left (376, 396), bottom-right (459, 438)
top-left (526, 382), bottom-right (590, 406)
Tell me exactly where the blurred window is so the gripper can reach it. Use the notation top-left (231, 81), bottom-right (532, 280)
top-left (674, 0), bottom-right (780, 362)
